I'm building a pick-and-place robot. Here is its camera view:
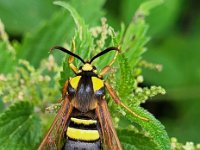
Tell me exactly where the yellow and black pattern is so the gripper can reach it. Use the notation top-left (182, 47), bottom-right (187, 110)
top-left (67, 117), bottom-right (99, 141)
top-left (69, 76), bottom-right (104, 92)
top-left (38, 46), bottom-right (124, 150)
top-left (68, 75), bottom-right (105, 112)
top-left (63, 113), bottom-right (101, 150)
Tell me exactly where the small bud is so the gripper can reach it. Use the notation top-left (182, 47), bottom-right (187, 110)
top-left (137, 75), bottom-right (144, 83)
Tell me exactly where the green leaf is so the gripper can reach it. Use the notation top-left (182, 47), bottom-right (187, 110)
top-left (69, 0), bottom-right (105, 27)
top-left (0, 101), bottom-right (41, 150)
top-left (0, 0), bottom-right (57, 35)
top-left (138, 0), bottom-right (163, 16)
top-left (117, 106), bottom-right (171, 150)
top-left (54, 1), bottom-right (85, 40)
top-left (55, 1), bottom-right (95, 87)
top-left (121, 0), bottom-right (163, 67)
top-left (116, 54), bottom-right (135, 100)
top-left (117, 128), bottom-right (158, 150)
top-left (121, 11), bottom-right (149, 68)
top-left (54, 1), bottom-right (94, 60)
top-left (113, 5), bottom-right (169, 149)
top-left (16, 11), bottom-right (70, 67)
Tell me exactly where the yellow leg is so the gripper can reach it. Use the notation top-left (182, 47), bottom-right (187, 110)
top-left (99, 50), bottom-right (119, 76)
top-left (105, 82), bottom-right (149, 121)
top-left (68, 40), bottom-right (79, 74)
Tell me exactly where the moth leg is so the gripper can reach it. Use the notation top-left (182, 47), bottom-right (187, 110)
top-left (68, 40), bottom-right (79, 74)
top-left (99, 48), bottom-right (119, 77)
top-left (105, 82), bottom-right (149, 121)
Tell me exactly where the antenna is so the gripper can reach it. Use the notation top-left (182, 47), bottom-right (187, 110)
top-left (50, 46), bottom-right (85, 64)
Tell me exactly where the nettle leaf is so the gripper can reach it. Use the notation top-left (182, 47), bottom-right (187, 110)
top-left (138, 0), bottom-right (163, 16)
top-left (55, 1), bottom-right (95, 87)
top-left (117, 128), bottom-right (158, 150)
top-left (69, 0), bottom-right (105, 27)
top-left (121, 18), bottom-right (149, 68)
top-left (54, 1), bottom-right (94, 61)
top-left (0, 101), bottom-right (41, 150)
top-left (116, 54), bottom-right (135, 100)
top-left (116, 105), bottom-right (170, 150)
top-left (112, 1), bottom-right (170, 149)
top-left (121, 0), bottom-right (163, 67)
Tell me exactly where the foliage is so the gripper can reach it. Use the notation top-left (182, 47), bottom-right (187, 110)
top-left (117, 129), bottom-right (158, 150)
top-left (0, 101), bottom-right (41, 150)
top-left (0, 0), bottom-right (199, 149)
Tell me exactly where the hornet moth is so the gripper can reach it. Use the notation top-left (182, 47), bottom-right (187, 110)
top-left (38, 42), bottom-right (148, 150)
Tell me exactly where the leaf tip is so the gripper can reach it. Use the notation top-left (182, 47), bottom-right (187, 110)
top-left (53, 1), bottom-right (63, 6)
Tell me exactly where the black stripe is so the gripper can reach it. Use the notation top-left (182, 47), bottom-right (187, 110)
top-left (68, 120), bottom-right (97, 130)
top-left (63, 138), bottom-right (101, 150)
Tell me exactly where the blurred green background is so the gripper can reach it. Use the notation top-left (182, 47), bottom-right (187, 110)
top-left (0, 0), bottom-right (199, 144)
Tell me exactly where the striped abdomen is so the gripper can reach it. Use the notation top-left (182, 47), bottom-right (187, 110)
top-left (63, 116), bottom-right (102, 150)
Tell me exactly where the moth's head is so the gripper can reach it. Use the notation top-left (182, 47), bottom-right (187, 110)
top-left (50, 46), bottom-right (120, 75)
top-left (79, 63), bottom-right (97, 74)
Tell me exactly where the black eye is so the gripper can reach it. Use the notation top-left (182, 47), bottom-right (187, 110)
top-left (93, 66), bottom-right (96, 70)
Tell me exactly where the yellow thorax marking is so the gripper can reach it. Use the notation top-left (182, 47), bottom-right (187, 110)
top-left (71, 117), bottom-right (97, 125)
top-left (92, 77), bottom-right (104, 92)
top-left (82, 63), bottom-right (93, 71)
top-left (67, 127), bottom-right (99, 141)
top-left (70, 76), bottom-right (81, 89)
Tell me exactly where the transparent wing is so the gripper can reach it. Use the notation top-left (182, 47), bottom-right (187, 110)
top-left (96, 99), bottom-right (122, 150)
top-left (38, 97), bottom-right (73, 150)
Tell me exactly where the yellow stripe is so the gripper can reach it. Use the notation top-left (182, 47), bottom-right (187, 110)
top-left (71, 117), bottom-right (97, 125)
top-left (67, 127), bottom-right (99, 141)
top-left (92, 77), bottom-right (104, 92)
top-left (70, 76), bottom-right (81, 89)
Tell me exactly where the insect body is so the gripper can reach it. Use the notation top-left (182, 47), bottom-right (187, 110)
top-left (38, 44), bottom-right (148, 150)
top-left (63, 64), bottom-right (105, 149)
